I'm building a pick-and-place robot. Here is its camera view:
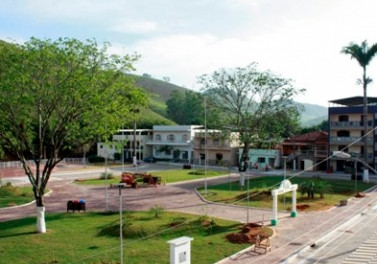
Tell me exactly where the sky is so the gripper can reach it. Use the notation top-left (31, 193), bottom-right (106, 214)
top-left (1, 0), bottom-right (377, 107)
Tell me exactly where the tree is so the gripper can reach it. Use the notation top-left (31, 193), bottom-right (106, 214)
top-left (342, 40), bottom-right (377, 168)
top-left (166, 90), bottom-right (204, 125)
top-left (198, 63), bottom-right (304, 171)
top-left (300, 120), bottom-right (328, 134)
top-left (0, 38), bottom-right (147, 233)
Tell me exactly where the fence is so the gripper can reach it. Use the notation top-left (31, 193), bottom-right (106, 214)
top-left (0, 158), bottom-right (88, 169)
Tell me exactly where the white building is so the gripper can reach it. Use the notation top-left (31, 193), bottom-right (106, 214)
top-left (146, 125), bottom-right (202, 162)
top-left (97, 129), bottom-right (153, 161)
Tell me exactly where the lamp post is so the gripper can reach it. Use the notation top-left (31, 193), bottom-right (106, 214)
top-left (283, 156), bottom-right (287, 206)
top-left (333, 151), bottom-right (376, 192)
top-left (133, 110), bottom-right (139, 166)
top-left (115, 183), bottom-right (126, 264)
top-left (204, 98), bottom-right (208, 195)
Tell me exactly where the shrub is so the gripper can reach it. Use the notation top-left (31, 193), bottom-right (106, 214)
top-left (88, 155), bottom-right (105, 163)
top-left (99, 172), bottom-right (114, 180)
top-left (149, 205), bottom-right (164, 218)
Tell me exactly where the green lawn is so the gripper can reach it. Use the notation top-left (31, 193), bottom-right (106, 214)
top-left (0, 211), bottom-right (256, 264)
top-left (75, 169), bottom-right (226, 185)
top-left (0, 184), bottom-right (35, 208)
top-left (198, 176), bottom-right (375, 212)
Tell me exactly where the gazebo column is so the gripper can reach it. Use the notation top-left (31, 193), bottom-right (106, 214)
top-left (271, 190), bottom-right (278, 226)
top-left (291, 188), bottom-right (297, 217)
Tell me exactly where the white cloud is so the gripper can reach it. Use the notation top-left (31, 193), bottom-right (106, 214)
top-left (109, 20), bottom-right (158, 34)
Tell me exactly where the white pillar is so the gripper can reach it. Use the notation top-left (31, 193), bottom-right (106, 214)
top-left (291, 189), bottom-right (297, 217)
top-left (271, 190), bottom-right (278, 226)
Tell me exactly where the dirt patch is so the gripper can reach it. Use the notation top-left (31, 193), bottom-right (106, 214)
top-left (355, 192), bottom-right (366, 198)
top-left (296, 204), bottom-right (310, 211)
top-left (226, 223), bottom-right (264, 244)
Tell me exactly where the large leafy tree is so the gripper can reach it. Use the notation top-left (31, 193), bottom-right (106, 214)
top-left (198, 63), bottom-right (304, 171)
top-left (166, 90), bottom-right (204, 125)
top-left (0, 38), bottom-right (147, 233)
top-left (342, 40), bottom-right (377, 167)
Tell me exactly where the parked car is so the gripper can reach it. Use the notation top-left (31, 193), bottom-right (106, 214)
top-left (143, 156), bottom-right (156, 163)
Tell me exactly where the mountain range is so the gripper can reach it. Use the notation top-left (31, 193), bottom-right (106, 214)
top-left (132, 74), bottom-right (328, 127)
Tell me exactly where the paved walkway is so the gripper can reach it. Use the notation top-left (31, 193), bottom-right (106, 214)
top-left (1, 168), bottom-right (377, 264)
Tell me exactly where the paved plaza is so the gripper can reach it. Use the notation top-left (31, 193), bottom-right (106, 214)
top-left (1, 165), bottom-right (377, 263)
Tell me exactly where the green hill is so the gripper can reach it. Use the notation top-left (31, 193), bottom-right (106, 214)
top-left (132, 74), bottom-right (329, 127)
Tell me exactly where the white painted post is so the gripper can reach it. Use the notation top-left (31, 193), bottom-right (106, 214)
top-left (167, 236), bottom-right (194, 264)
top-left (271, 190), bottom-right (277, 226)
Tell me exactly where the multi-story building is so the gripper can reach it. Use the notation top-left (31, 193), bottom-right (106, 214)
top-left (97, 129), bottom-right (153, 161)
top-left (328, 96), bottom-right (377, 172)
top-left (192, 130), bottom-right (240, 166)
top-left (146, 125), bottom-right (202, 162)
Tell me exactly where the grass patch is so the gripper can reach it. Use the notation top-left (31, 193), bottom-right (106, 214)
top-left (151, 169), bottom-right (225, 183)
top-left (0, 184), bottom-right (35, 208)
top-left (198, 176), bottom-right (375, 212)
top-left (75, 169), bottom-right (226, 185)
top-left (0, 211), bottom-right (253, 264)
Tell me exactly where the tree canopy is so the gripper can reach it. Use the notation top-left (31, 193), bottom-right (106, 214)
top-left (0, 37), bottom-right (147, 232)
top-left (166, 90), bottom-right (204, 125)
top-left (198, 63), bottom-right (304, 170)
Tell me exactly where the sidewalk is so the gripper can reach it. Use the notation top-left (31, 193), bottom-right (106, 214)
top-left (218, 186), bottom-right (377, 264)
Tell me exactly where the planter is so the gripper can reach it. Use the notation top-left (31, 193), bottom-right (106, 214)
top-left (339, 200), bottom-right (348, 206)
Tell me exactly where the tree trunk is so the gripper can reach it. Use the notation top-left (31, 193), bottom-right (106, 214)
top-left (239, 142), bottom-right (250, 172)
top-left (363, 68), bottom-right (368, 172)
top-left (36, 206), bottom-right (46, 233)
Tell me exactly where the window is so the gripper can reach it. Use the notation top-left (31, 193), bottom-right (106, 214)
top-left (339, 115), bottom-right (349, 122)
top-left (213, 139), bottom-right (220, 146)
top-left (182, 134), bottom-right (188, 141)
top-left (216, 153), bottom-right (223, 160)
top-left (167, 134), bottom-right (175, 141)
top-left (257, 157), bottom-right (265, 163)
top-left (155, 134), bottom-right (161, 141)
top-left (200, 138), bottom-right (205, 145)
top-left (337, 130), bottom-right (350, 137)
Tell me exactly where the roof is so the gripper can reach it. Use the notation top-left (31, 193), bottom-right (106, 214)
top-left (283, 131), bottom-right (328, 144)
top-left (329, 96), bottom-right (377, 106)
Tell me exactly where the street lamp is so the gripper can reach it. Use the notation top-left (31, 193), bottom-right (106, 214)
top-left (132, 109), bottom-right (140, 166)
top-left (114, 183), bottom-right (126, 264)
top-left (333, 151), bottom-right (376, 191)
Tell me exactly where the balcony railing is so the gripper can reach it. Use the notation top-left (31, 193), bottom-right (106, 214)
top-left (329, 136), bottom-right (373, 144)
top-left (330, 121), bottom-right (373, 128)
top-left (146, 139), bottom-right (191, 145)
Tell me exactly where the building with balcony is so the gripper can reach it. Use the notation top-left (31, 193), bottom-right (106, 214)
top-left (328, 96), bottom-right (377, 172)
top-left (146, 125), bottom-right (202, 162)
top-left (192, 130), bottom-right (240, 166)
top-left (281, 131), bottom-right (328, 171)
top-left (97, 129), bottom-right (153, 161)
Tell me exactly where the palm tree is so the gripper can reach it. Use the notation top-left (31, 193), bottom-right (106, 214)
top-left (341, 40), bottom-right (377, 170)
